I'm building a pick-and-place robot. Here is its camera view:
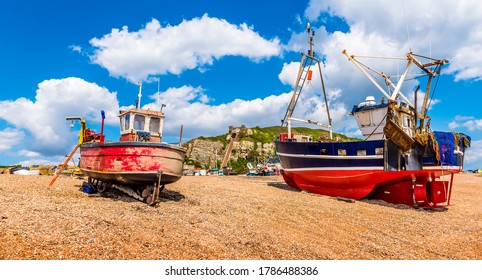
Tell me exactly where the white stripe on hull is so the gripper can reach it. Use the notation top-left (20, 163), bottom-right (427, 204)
top-left (283, 166), bottom-right (462, 172)
top-left (277, 152), bottom-right (382, 160)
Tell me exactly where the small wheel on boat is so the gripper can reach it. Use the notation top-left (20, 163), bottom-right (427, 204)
top-left (141, 185), bottom-right (154, 201)
top-left (145, 183), bottom-right (162, 206)
top-left (141, 186), bottom-right (152, 198)
top-left (97, 181), bottom-right (112, 193)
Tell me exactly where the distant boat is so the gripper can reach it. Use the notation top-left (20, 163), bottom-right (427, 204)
top-left (68, 84), bottom-right (186, 206)
top-left (275, 23), bottom-right (471, 208)
top-left (13, 169), bottom-right (40, 175)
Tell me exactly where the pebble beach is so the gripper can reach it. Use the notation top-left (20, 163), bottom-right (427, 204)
top-left (0, 173), bottom-right (480, 260)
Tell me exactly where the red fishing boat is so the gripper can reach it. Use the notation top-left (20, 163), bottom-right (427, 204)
top-left (61, 84), bottom-right (186, 205)
top-left (275, 24), bottom-right (471, 208)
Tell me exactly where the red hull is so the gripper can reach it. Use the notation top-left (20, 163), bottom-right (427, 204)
top-left (79, 142), bottom-right (186, 186)
top-left (281, 167), bottom-right (460, 207)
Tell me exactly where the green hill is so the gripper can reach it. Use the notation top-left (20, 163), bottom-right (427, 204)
top-left (184, 126), bottom-right (360, 174)
top-left (200, 125), bottom-right (359, 146)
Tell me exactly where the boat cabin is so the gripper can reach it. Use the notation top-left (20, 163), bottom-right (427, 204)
top-left (350, 96), bottom-right (416, 141)
top-left (350, 96), bottom-right (388, 140)
top-left (118, 108), bottom-right (165, 142)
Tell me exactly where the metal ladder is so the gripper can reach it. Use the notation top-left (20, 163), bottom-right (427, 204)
top-left (281, 54), bottom-right (315, 126)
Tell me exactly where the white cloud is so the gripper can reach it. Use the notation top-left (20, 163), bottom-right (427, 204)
top-left (304, 0), bottom-right (482, 81)
top-left (278, 61), bottom-right (301, 87)
top-left (138, 84), bottom-right (349, 141)
top-left (17, 157), bottom-right (66, 168)
top-left (449, 115), bottom-right (482, 132)
top-left (4, 1), bottom-right (482, 164)
top-left (284, 21), bottom-right (421, 113)
top-left (139, 86), bottom-right (293, 139)
top-left (447, 45), bottom-right (482, 82)
top-left (448, 121), bottom-right (459, 130)
top-left (304, 0), bottom-right (325, 22)
top-left (465, 140), bottom-right (482, 167)
top-left (278, 0), bottom-right (482, 138)
top-left (18, 150), bottom-right (41, 157)
top-left (89, 14), bottom-right (281, 82)
top-left (408, 89), bottom-right (440, 112)
top-left (0, 77), bottom-right (119, 156)
top-left (0, 128), bottom-right (25, 152)
top-left (462, 119), bottom-right (482, 132)
top-left (276, 60), bottom-right (347, 125)
top-left (69, 45), bottom-right (82, 53)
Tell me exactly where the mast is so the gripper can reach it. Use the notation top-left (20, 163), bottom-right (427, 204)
top-left (281, 23), bottom-right (333, 139)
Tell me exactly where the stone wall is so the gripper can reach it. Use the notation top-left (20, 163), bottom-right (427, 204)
top-left (183, 138), bottom-right (276, 168)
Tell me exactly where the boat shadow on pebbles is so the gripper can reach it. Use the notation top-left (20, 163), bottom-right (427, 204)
top-left (358, 198), bottom-right (448, 212)
top-left (267, 182), bottom-right (302, 192)
top-left (79, 185), bottom-right (185, 205)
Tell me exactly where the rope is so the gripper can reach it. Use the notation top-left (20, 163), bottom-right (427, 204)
top-left (453, 132), bottom-right (471, 148)
top-left (429, 132), bottom-right (441, 163)
top-left (413, 132), bottom-right (429, 146)
top-left (453, 132), bottom-right (460, 150)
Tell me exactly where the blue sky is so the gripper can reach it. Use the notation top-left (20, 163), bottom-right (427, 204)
top-left (0, 0), bottom-right (481, 170)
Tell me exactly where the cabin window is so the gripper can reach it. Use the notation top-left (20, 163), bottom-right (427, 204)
top-left (375, 148), bottom-right (384, 155)
top-left (134, 114), bottom-right (145, 131)
top-left (149, 117), bottom-right (160, 133)
top-left (357, 150), bottom-right (366, 156)
top-left (337, 149), bottom-right (347, 156)
top-left (124, 114), bottom-right (130, 130)
top-left (402, 115), bottom-right (411, 128)
top-left (120, 116), bottom-right (125, 131)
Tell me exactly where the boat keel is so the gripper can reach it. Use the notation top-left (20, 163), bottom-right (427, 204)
top-left (82, 171), bottom-right (166, 206)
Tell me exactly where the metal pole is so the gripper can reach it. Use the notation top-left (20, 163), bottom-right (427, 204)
top-left (48, 143), bottom-right (81, 187)
top-left (137, 82), bottom-right (142, 109)
top-left (447, 173), bottom-right (454, 206)
top-left (282, 54), bottom-right (307, 126)
top-left (100, 110), bottom-right (105, 145)
top-left (342, 50), bottom-right (393, 101)
top-left (179, 124), bottom-right (183, 146)
top-left (317, 60), bottom-right (332, 139)
top-left (287, 119), bottom-right (291, 140)
top-left (390, 59), bottom-right (412, 100)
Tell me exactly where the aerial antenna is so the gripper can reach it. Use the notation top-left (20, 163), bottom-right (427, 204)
top-left (156, 77), bottom-right (166, 112)
top-left (307, 23), bottom-right (315, 57)
top-left (137, 82), bottom-right (142, 109)
top-left (402, 0), bottom-right (412, 52)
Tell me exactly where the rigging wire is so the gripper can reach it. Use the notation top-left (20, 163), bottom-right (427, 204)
top-left (355, 59), bottom-right (398, 95)
top-left (402, 0), bottom-right (412, 52)
top-left (426, 66), bottom-right (441, 113)
top-left (411, 53), bottom-right (440, 61)
top-left (351, 55), bottom-right (406, 60)
top-left (364, 112), bottom-right (388, 141)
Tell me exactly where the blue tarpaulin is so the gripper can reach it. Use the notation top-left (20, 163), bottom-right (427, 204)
top-left (433, 131), bottom-right (456, 165)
